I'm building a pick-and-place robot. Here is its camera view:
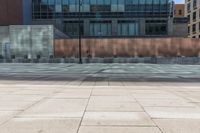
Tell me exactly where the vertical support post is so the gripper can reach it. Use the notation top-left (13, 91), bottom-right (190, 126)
top-left (79, 0), bottom-right (82, 64)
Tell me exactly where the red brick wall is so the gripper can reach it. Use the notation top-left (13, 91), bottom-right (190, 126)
top-left (54, 38), bottom-right (200, 58)
top-left (0, 0), bottom-right (23, 25)
top-left (174, 4), bottom-right (185, 17)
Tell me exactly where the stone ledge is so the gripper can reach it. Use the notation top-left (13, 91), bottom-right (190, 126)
top-left (1, 57), bottom-right (200, 64)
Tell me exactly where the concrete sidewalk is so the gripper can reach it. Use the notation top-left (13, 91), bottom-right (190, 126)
top-left (0, 64), bottom-right (200, 133)
top-left (0, 63), bottom-right (200, 82)
top-left (0, 84), bottom-right (200, 133)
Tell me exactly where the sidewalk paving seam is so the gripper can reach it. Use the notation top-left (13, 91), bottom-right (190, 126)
top-left (0, 85), bottom-right (68, 127)
top-left (128, 87), bottom-right (164, 133)
top-left (76, 85), bottom-right (95, 133)
top-left (0, 96), bottom-right (46, 127)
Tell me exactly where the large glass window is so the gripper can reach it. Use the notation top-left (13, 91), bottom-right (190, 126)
top-left (145, 20), bottom-right (167, 35)
top-left (146, 0), bottom-right (153, 12)
top-left (125, 0), bottom-right (139, 12)
top-left (118, 21), bottom-right (139, 36)
top-left (192, 24), bottom-right (196, 33)
top-left (90, 5), bottom-right (111, 12)
top-left (160, 0), bottom-right (168, 12)
top-left (89, 21), bottom-right (112, 36)
top-left (193, 0), bottom-right (197, 8)
top-left (124, 0), bottom-right (171, 16)
top-left (64, 21), bottom-right (84, 37)
top-left (32, 0), bottom-right (173, 37)
top-left (111, 0), bottom-right (125, 12)
top-left (187, 3), bottom-right (191, 13)
top-left (153, 0), bottom-right (160, 12)
top-left (32, 0), bottom-right (173, 19)
top-left (139, 0), bottom-right (146, 12)
top-left (193, 12), bottom-right (197, 21)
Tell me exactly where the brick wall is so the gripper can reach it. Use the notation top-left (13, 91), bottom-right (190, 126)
top-left (54, 38), bottom-right (200, 58)
top-left (0, 0), bottom-right (23, 25)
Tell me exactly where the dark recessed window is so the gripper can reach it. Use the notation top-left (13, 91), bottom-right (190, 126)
top-left (192, 24), bottom-right (196, 33)
top-left (193, 12), bottom-right (197, 21)
top-left (178, 10), bottom-right (182, 15)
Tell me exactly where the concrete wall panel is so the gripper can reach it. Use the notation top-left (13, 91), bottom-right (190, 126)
top-left (0, 25), bottom-right (54, 59)
top-left (0, 26), bottom-right (10, 57)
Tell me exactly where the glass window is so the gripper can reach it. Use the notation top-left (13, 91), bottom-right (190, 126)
top-left (146, 0), bottom-right (153, 12)
top-left (55, 0), bottom-right (62, 4)
top-left (90, 21), bottom-right (112, 36)
top-left (111, 0), bottom-right (117, 4)
top-left (49, 0), bottom-right (55, 5)
top-left (139, 0), bottom-right (145, 12)
top-left (64, 21), bottom-right (84, 37)
top-left (69, 0), bottom-right (76, 4)
top-left (145, 20), bottom-right (167, 35)
top-left (187, 3), bottom-right (191, 12)
top-left (90, 0), bottom-right (96, 5)
top-left (192, 24), bottom-right (196, 33)
top-left (193, 0), bottom-right (197, 8)
top-left (193, 12), bottom-right (197, 21)
top-left (83, 0), bottom-right (90, 4)
top-left (105, 0), bottom-right (111, 5)
top-left (63, 0), bottom-right (69, 5)
top-left (118, 21), bottom-right (139, 36)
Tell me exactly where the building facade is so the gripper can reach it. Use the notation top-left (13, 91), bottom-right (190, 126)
top-left (173, 4), bottom-right (188, 37)
top-left (0, 0), bottom-right (188, 38)
top-left (175, 4), bottom-right (185, 17)
top-left (32, 0), bottom-right (176, 37)
top-left (186, 0), bottom-right (200, 38)
top-left (0, 0), bottom-right (32, 25)
top-left (0, 0), bottom-right (23, 25)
